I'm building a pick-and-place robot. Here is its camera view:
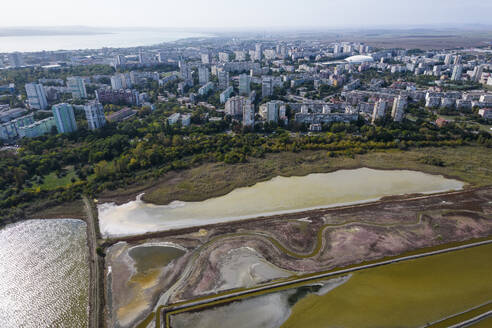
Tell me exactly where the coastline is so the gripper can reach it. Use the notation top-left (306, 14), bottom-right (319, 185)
top-left (101, 185), bottom-right (492, 246)
top-left (98, 184), bottom-right (464, 239)
top-left (0, 29), bottom-right (213, 53)
top-left (98, 161), bottom-right (475, 207)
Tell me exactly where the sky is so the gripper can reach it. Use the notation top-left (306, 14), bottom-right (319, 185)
top-left (1, 0), bottom-right (492, 29)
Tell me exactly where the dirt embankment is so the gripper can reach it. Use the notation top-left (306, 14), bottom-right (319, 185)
top-left (106, 187), bottom-right (492, 328)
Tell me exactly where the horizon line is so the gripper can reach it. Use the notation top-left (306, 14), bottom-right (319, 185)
top-left (1, 24), bottom-right (492, 30)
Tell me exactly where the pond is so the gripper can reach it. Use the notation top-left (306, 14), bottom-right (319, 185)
top-left (99, 168), bottom-right (464, 237)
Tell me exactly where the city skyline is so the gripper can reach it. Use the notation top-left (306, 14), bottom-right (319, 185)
top-left (2, 0), bottom-right (492, 29)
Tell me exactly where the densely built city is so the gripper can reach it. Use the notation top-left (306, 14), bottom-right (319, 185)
top-left (0, 7), bottom-right (491, 328)
top-left (1, 37), bottom-right (491, 143)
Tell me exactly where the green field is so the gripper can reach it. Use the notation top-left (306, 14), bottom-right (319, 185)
top-left (281, 244), bottom-right (492, 328)
top-left (32, 169), bottom-right (78, 190)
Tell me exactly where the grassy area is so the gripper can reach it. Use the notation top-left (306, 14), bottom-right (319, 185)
top-left (29, 199), bottom-right (86, 220)
top-left (437, 114), bottom-right (492, 133)
top-left (280, 243), bottom-right (492, 328)
top-left (32, 169), bottom-right (78, 190)
top-left (128, 145), bottom-right (492, 205)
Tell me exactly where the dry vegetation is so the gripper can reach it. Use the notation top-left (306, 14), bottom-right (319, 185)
top-left (98, 145), bottom-right (492, 206)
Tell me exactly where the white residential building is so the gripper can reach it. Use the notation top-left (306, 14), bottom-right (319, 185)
top-left (391, 95), bottom-right (407, 122)
top-left (198, 82), bottom-right (214, 96)
top-left (451, 65), bottom-right (463, 81)
top-left (25, 83), bottom-right (48, 110)
top-left (201, 53), bottom-right (211, 65)
top-left (52, 103), bottom-right (77, 133)
top-left (218, 70), bottom-right (230, 90)
top-left (220, 86), bottom-right (233, 104)
top-left (67, 76), bottom-right (87, 99)
top-left (225, 96), bottom-right (247, 119)
top-left (478, 108), bottom-right (492, 119)
top-left (255, 43), bottom-right (263, 61)
top-left (239, 74), bottom-right (251, 95)
top-left (242, 100), bottom-right (255, 127)
top-left (84, 101), bottom-right (106, 130)
top-left (198, 66), bottom-right (210, 86)
top-left (262, 77), bottom-right (273, 98)
top-left (111, 73), bottom-right (132, 90)
top-left (372, 100), bottom-right (387, 123)
top-left (472, 65), bottom-right (484, 82)
top-left (265, 100), bottom-right (282, 122)
top-left (234, 51), bottom-right (246, 61)
top-left (168, 113), bottom-right (181, 125)
top-left (218, 52), bottom-right (230, 62)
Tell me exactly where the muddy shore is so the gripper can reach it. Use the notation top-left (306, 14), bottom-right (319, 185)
top-left (105, 187), bottom-right (492, 328)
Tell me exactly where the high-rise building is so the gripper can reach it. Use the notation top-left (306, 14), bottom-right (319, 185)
top-left (372, 100), bottom-right (387, 123)
top-left (453, 55), bottom-right (462, 65)
top-left (451, 65), bottom-right (463, 81)
top-left (52, 103), bottom-right (77, 134)
top-left (343, 44), bottom-right (353, 53)
top-left (444, 54), bottom-right (453, 66)
top-left (234, 51), bottom-right (246, 61)
top-left (218, 52), bottom-right (230, 62)
top-left (201, 52), bottom-right (211, 65)
top-left (25, 83), bottom-right (48, 110)
top-left (113, 55), bottom-right (126, 68)
top-left (279, 104), bottom-right (288, 123)
top-left (333, 44), bottom-right (341, 55)
top-left (266, 101), bottom-right (282, 122)
top-left (111, 73), bottom-right (132, 90)
top-left (264, 49), bottom-right (276, 60)
top-left (472, 65), bottom-right (484, 82)
top-left (218, 70), bottom-right (230, 90)
top-left (67, 77), bottom-right (87, 99)
top-left (239, 74), bottom-right (251, 95)
top-left (391, 95), bottom-right (407, 122)
top-left (111, 75), bottom-right (123, 90)
top-left (225, 96), bottom-right (249, 119)
top-left (137, 51), bottom-right (145, 64)
top-left (262, 77), bottom-right (273, 98)
top-left (8, 53), bottom-right (23, 68)
top-left (220, 86), bottom-right (233, 104)
top-left (255, 43), bottom-right (263, 61)
top-left (242, 100), bottom-right (255, 127)
top-left (179, 61), bottom-right (193, 87)
top-left (198, 66), bottom-right (210, 86)
top-left (84, 101), bottom-right (106, 130)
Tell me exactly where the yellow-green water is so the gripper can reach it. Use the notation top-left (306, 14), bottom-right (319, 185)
top-left (281, 243), bottom-right (492, 328)
top-left (99, 168), bottom-right (464, 236)
top-left (129, 245), bottom-right (185, 274)
top-left (170, 244), bottom-right (492, 328)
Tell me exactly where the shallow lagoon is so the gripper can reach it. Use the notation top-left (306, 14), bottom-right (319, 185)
top-left (99, 168), bottom-right (464, 236)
